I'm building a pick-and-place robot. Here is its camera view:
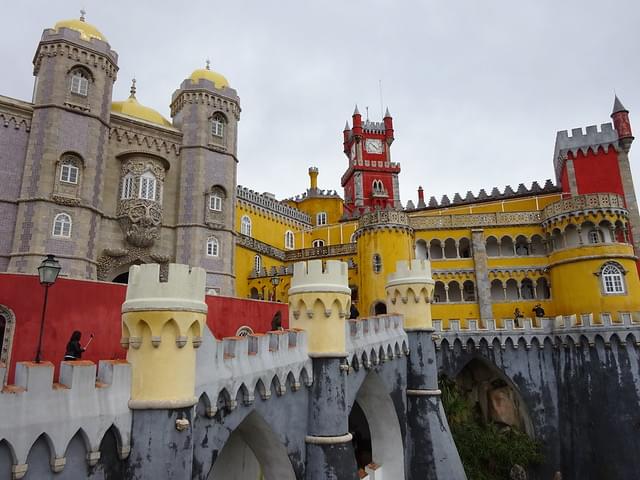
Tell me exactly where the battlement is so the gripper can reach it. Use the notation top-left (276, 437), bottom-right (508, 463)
top-left (346, 314), bottom-right (409, 368)
top-left (0, 360), bottom-right (131, 467)
top-left (122, 263), bottom-right (207, 313)
top-left (553, 123), bottom-right (619, 178)
top-left (386, 259), bottom-right (433, 287)
top-left (288, 260), bottom-right (350, 295)
top-left (237, 185), bottom-right (311, 225)
top-left (433, 311), bottom-right (640, 351)
top-left (409, 180), bottom-right (559, 211)
top-left (362, 120), bottom-right (385, 133)
top-left (196, 328), bottom-right (312, 415)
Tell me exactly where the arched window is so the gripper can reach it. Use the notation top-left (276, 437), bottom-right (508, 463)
top-left (70, 70), bottom-right (89, 96)
top-left (312, 239), bottom-right (325, 248)
top-left (211, 113), bottom-right (226, 138)
top-left (254, 255), bottom-right (262, 274)
top-left (372, 180), bottom-right (384, 193)
top-left (139, 171), bottom-right (157, 200)
top-left (241, 215), bottom-right (252, 236)
top-left (373, 253), bottom-right (382, 273)
top-left (206, 237), bottom-right (219, 257)
top-left (316, 212), bottom-right (327, 226)
top-left (60, 161), bottom-right (79, 184)
top-left (588, 229), bottom-right (603, 244)
top-left (602, 264), bottom-right (625, 294)
top-left (121, 174), bottom-right (134, 199)
top-left (209, 194), bottom-right (222, 211)
top-left (285, 230), bottom-right (295, 249)
top-left (52, 213), bottom-right (72, 237)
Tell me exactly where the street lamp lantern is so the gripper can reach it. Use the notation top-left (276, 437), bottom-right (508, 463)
top-left (38, 254), bottom-right (61, 286)
top-left (270, 276), bottom-right (281, 302)
top-left (35, 254), bottom-right (60, 363)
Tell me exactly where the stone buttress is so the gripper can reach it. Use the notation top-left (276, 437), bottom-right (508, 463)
top-left (121, 263), bottom-right (206, 479)
top-left (385, 259), bottom-right (467, 479)
top-left (288, 260), bottom-right (358, 480)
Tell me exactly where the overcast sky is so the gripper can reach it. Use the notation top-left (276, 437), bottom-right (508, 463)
top-left (3, 0), bottom-right (640, 206)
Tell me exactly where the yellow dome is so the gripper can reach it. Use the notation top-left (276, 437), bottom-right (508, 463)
top-left (111, 82), bottom-right (171, 127)
top-left (54, 18), bottom-right (107, 42)
top-left (189, 67), bottom-right (229, 89)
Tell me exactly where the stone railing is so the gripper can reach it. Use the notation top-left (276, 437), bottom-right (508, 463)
top-left (410, 211), bottom-right (541, 230)
top-left (284, 243), bottom-right (357, 261)
top-left (433, 311), bottom-right (640, 351)
top-left (0, 360), bottom-right (132, 477)
top-left (236, 234), bottom-right (286, 260)
top-left (346, 314), bottom-right (409, 369)
top-left (359, 209), bottom-right (410, 229)
top-left (542, 193), bottom-right (627, 222)
top-left (195, 328), bottom-right (312, 416)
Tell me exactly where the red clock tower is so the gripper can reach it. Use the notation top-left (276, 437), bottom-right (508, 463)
top-left (341, 106), bottom-right (401, 216)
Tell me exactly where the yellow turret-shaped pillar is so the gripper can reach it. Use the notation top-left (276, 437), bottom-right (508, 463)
top-left (121, 263), bottom-right (206, 409)
top-left (355, 209), bottom-right (414, 316)
top-left (288, 259), bottom-right (351, 356)
top-left (386, 259), bottom-right (435, 329)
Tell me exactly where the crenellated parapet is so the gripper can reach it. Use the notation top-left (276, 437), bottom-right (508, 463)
top-left (553, 123), bottom-right (619, 180)
top-left (288, 260), bottom-right (351, 356)
top-left (195, 328), bottom-right (312, 416)
top-left (346, 314), bottom-right (409, 371)
top-left (433, 311), bottom-right (640, 351)
top-left (0, 360), bottom-right (131, 478)
top-left (386, 259), bottom-right (435, 329)
top-left (121, 263), bottom-right (206, 409)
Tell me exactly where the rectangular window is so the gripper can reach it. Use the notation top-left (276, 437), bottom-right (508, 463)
top-left (210, 195), bottom-right (222, 211)
top-left (70, 75), bottom-right (88, 96)
top-left (122, 176), bottom-right (134, 199)
top-left (60, 164), bottom-right (79, 184)
top-left (316, 212), bottom-right (327, 226)
top-left (139, 176), bottom-right (156, 200)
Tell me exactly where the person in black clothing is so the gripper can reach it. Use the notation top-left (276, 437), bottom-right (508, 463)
top-left (349, 302), bottom-right (360, 319)
top-left (532, 304), bottom-right (545, 318)
top-left (64, 330), bottom-right (89, 360)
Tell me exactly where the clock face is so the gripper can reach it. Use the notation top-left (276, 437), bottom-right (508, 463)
top-left (365, 138), bottom-right (383, 154)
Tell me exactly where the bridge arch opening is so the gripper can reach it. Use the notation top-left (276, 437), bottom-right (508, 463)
top-left (452, 358), bottom-right (534, 436)
top-left (349, 372), bottom-right (405, 478)
top-left (208, 410), bottom-right (296, 480)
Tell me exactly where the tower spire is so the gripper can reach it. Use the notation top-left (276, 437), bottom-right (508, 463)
top-left (129, 78), bottom-right (137, 98)
top-left (205, 58), bottom-right (211, 70)
top-left (80, 8), bottom-right (86, 22)
top-left (612, 94), bottom-right (628, 114)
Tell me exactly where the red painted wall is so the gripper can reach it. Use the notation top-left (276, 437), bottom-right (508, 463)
top-left (570, 148), bottom-right (624, 197)
top-left (0, 273), bottom-right (288, 383)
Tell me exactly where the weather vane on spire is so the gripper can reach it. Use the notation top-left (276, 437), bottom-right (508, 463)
top-left (206, 58), bottom-right (211, 70)
top-left (80, 8), bottom-right (86, 22)
top-left (130, 78), bottom-right (137, 98)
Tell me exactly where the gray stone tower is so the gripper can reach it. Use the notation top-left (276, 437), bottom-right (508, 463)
top-left (170, 64), bottom-right (240, 295)
top-left (8, 14), bottom-right (118, 278)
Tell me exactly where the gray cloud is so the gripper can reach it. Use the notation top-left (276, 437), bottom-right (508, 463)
top-left (3, 0), bottom-right (639, 204)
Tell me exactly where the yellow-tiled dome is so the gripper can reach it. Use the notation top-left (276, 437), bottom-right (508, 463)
top-left (111, 81), bottom-right (172, 128)
top-left (189, 64), bottom-right (229, 89)
top-left (54, 15), bottom-right (107, 42)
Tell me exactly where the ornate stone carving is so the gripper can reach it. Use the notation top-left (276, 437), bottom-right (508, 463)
top-left (542, 193), bottom-right (627, 224)
top-left (97, 246), bottom-right (172, 281)
top-left (410, 211), bottom-right (541, 230)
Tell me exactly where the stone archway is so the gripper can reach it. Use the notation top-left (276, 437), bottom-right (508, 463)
top-left (208, 410), bottom-right (296, 480)
top-left (453, 357), bottom-right (533, 436)
top-left (349, 372), bottom-right (405, 478)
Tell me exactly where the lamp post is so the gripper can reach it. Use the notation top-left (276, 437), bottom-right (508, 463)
top-left (271, 276), bottom-right (281, 302)
top-left (35, 255), bottom-right (61, 363)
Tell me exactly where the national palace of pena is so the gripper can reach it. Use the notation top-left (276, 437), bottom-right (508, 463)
top-left (1, 13), bottom-right (640, 480)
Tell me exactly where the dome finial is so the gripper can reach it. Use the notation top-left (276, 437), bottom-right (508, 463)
top-left (129, 78), bottom-right (137, 98)
top-left (206, 58), bottom-right (211, 70)
top-left (80, 8), bottom-right (86, 22)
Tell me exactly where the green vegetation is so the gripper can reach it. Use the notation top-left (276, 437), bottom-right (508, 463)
top-left (439, 375), bottom-right (543, 480)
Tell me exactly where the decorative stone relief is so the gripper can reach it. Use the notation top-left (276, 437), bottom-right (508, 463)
top-left (97, 247), bottom-right (172, 281)
top-left (117, 159), bottom-right (166, 248)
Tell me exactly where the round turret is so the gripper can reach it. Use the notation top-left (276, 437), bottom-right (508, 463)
top-left (53, 13), bottom-right (107, 42)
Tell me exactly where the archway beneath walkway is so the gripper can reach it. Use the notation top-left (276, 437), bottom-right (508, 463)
top-left (208, 410), bottom-right (296, 480)
top-left (349, 372), bottom-right (405, 478)
top-left (453, 358), bottom-right (533, 436)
